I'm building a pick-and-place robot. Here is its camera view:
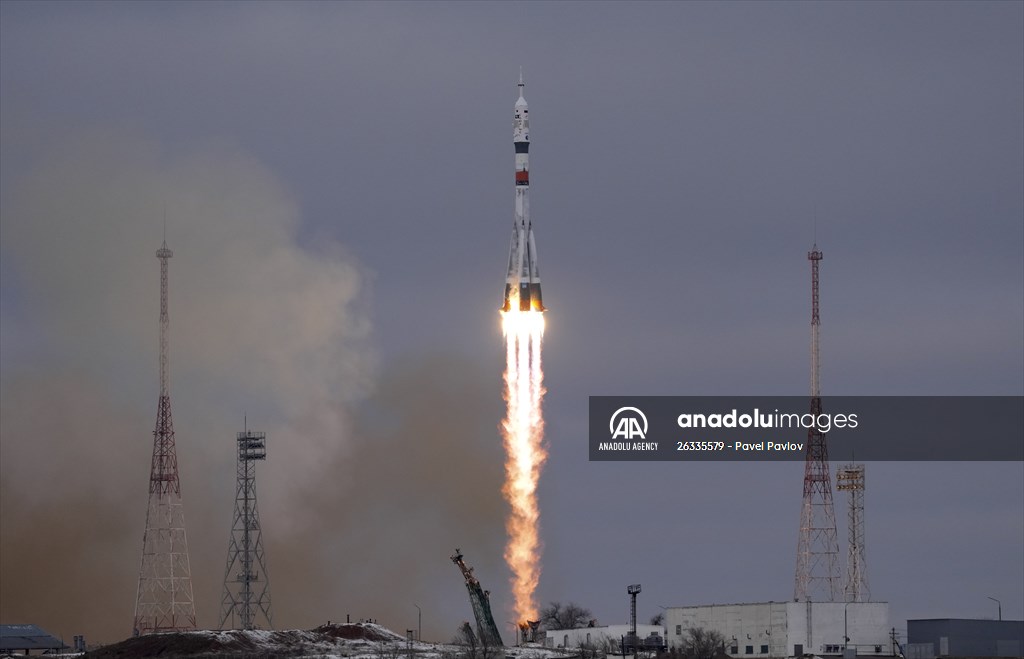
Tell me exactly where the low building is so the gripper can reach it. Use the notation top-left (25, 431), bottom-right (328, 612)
top-left (546, 624), bottom-right (666, 652)
top-left (664, 602), bottom-right (893, 658)
top-left (0, 624), bottom-right (68, 656)
top-left (905, 619), bottom-right (1023, 658)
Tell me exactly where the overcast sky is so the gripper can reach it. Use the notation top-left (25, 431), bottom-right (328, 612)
top-left (1, 0), bottom-right (1022, 646)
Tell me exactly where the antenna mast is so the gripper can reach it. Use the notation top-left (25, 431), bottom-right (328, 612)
top-left (134, 238), bottom-right (197, 634)
top-left (794, 244), bottom-right (841, 603)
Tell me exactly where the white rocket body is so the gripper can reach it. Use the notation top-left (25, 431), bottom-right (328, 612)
top-left (503, 74), bottom-right (544, 312)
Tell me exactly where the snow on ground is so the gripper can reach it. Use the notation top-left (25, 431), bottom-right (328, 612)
top-left (82, 622), bottom-right (574, 659)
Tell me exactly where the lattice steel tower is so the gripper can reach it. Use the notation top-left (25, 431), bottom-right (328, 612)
top-left (836, 463), bottom-right (869, 602)
top-left (219, 427), bottom-right (272, 630)
top-left (794, 244), bottom-right (840, 602)
top-left (133, 238), bottom-right (197, 634)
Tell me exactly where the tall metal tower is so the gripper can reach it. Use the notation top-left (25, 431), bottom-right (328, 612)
top-left (219, 427), bottom-right (272, 630)
top-left (837, 463), bottom-right (869, 602)
top-left (133, 239), bottom-right (197, 635)
top-left (626, 584), bottom-right (642, 656)
top-left (794, 245), bottom-right (841, 602)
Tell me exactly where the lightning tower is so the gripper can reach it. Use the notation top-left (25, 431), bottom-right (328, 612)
top-left (836, 463), bottom-right (869, 602)
top-left (133, 238), bottom-right (197, 634)
top-left (220, 426), bottom-right (272, 630)
top-left (794, 244), bottom-right (840, 602)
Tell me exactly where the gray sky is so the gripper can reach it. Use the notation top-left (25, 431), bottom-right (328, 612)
top-left (1, 0), bottom-right (1022, 645)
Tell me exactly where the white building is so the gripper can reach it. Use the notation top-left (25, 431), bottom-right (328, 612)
top-left (545, 625), bottom-right (666, 651)
top-left (664, 602), bottom-right (892, 658)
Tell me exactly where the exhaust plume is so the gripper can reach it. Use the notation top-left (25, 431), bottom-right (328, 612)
top-left (500, 300), bottom-right (547, 623)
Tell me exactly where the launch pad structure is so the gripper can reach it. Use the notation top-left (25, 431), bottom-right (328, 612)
top-left (451, 549), bottom-right (504, 648)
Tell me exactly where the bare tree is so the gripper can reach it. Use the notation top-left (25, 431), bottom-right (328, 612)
top-left (376, 641), bottom-right (402, 659)
top-left (650, 613), bottom-right (665, 626)
top-left (479, 624), bottom-right (498, 659)
top-left (540, 601), bottom-right (594, 630)
top-left (453, 622), bottom-right (479, 659)
top-left (681, 628), bottom-right (725, 659)
top-left (577, 639), bottom-right (601, 659)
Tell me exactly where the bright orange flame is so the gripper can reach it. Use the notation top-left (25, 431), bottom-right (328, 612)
top-left (500, 300), bottom-right (546, 623)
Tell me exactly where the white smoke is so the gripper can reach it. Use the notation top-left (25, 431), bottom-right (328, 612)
top-left (0, 126), bottom-right (375, 634)
top-left (3, 126), bottom-right (374, 489)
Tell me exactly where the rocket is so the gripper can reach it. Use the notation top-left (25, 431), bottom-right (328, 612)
top-left (502, 71), bottom-right (545, 312)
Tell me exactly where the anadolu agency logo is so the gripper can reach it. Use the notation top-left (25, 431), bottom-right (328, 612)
top-left (609, 406), bottom-right (648, 440)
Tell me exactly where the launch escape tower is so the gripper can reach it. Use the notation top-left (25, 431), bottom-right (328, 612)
top-left (219, 427), bottom-right (272, 630)
top-left (451, 549), bottom-right (504, 648)
top-left (794, 245), bottom-right (841, 603)
top-left (836, 463), bottom-right (870, 602)
top-left (133, 238), bottom-right (197, 635)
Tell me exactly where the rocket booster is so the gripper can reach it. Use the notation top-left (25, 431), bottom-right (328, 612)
top-left (502, 72), bottom-right (544, 312)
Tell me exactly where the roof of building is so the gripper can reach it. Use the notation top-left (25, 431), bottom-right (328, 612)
top-left (546, 624), bottom-right (665, 634)
top-left (666, 600), bottom-right (890, 609)
top-left (0, 623), bottom-right (67, 651)
top-left (909, 618), bottom-right (1023, 623)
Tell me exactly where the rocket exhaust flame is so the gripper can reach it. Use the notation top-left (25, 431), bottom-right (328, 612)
top-left (501, 294), bottom-right (546, 623)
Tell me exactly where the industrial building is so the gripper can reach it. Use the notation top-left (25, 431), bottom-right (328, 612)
top-left (664, 602), bottom-right (892, 658)
top-left (905, 619), bottom-right (1023, 658)
top-left (545, 624), bottom-right (665, 651)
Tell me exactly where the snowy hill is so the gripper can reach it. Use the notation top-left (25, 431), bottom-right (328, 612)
top-left (83, 622), bottom-right (570, 659)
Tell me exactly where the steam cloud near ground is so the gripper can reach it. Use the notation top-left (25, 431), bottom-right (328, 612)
top-left (0, 129), bottom-right (506, 644)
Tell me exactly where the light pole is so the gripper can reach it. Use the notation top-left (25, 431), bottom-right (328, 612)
top-left (987, 597), bottom-right (1002, 621)
top-left (844, 603), bottom-right (850, 651)
top-left (414, 604), bottom-right (422, 641)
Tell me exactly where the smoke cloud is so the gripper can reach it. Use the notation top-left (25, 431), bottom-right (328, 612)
top-left (0, 128), bottom-right (506, 644)
top-left (278, 353), bottom-right (507, 639)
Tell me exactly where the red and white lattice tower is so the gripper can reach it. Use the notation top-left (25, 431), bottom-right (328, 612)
top-left (794, 244), bottom-right (841, 602)
top-left (133, 238), bottom-right (197, 634)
